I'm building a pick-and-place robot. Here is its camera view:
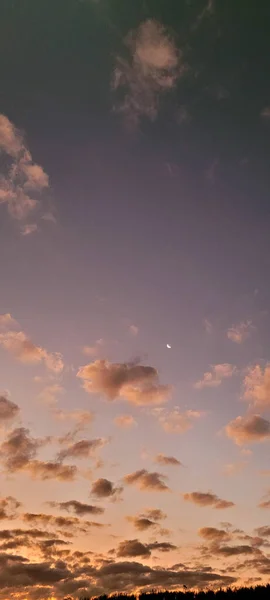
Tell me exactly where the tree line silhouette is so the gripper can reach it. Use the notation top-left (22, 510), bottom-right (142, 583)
top-left (75, 585), bottom-right (270, 600)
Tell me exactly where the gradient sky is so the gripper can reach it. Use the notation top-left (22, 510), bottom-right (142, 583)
top-left (1, 1), bottom-right (270, 599)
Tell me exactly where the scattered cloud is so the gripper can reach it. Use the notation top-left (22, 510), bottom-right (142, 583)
top-left (116, 538), bottom-right (177, 559)
top-left (0, 427), bottom-right (46, 472)
top-left (194, 363), bottom-right (236, 389)
top-left (0, 114), bottom-right (50, 224)
top-left (77, 359), bottom-right (171, 405)
top-left (198, 527), bottom-right (231, 542)
top-left (223, 461), bottom-right (247, 476)
top-left (114, 414), bottom-right (137, 428)
top-left (258, 492), bottom-right (270, 509)
top-left (243, 364), bottom-right (270, 409)
top-left (0, 395), bottom-right (20, 422)
top-left (157, 407), bottom-right (203, 433)
top-left (204, 319), bottom-right (213, 334)
top-left (57, 438), bottom-right (107, 461)
top-left (124, 469), bottom-right (169, 492)
top-left (225, 415), bottom-right (270, 445)
top-left (154, 453), bottom-right (182, 466)
top-left (0, 323), bottom-right (64, 373)
top-left (21, 223), bottom-right (38, 236)
top-left (25, 460), bottom-right (77, 481)
top-left (91, 478), bottom-right (123, 499)
top-left (126, 515), bottom-right (157, 531)
top-left (129, 325), bottom-right (139, 336)
top-left (38, 384), bottom-right (64, 405)
top-left (0, 314), bottom-right (18, 329)
top-left (143, 508), bottom-right (167, 521)
top-left (183, 491), bottom-right (235, 509)
top-left (47, 500), bottom-right (104, 516)
top-left (227, 321), bottom-right (253, 344)
top-left (83, 339), bottom-right (104, 357)
top-left (112, 19), bottom-right (185, 127)
top-left (0, 496), bottom-right (21, 520)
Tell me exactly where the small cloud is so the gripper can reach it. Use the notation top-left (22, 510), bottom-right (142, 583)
top-left (0, 314), bottom-right (18, 329)
top-left (203, 319), bottom-right (213, 334)
top-left (157, 407), bottom-right (203, 434)
top-left (227, 321), bottom-right (254, 344)
top-left (77, 359), bottom-right (171, 406)
top-left (183, 491), bottom-right (234, 509)
top-left (124, 469), bottom-right (170, 492)
top-left (91, 478), bottom-right (123, 500)
top-left (0, 327), bottom-right (64, 373)
top-left (243, 363), bottom-right (270, 409)
top-left (82, 339), bottom-right (104, 357)
top-left (0, 395), bottom-right (20, 422)
top-left (225, 414), bottom-right (270, 445)
top-left (261, 107), bottom-right (270, 118)
top-left (129, 325), bottom-right (139, 336)
top-left (154, 453), bottom-right (182, 467)
top-left (112, 19), bottom-right (185, 127)
top-left (57, 438), bottom-right (107, 461)
top-left (38, 384), bottom-right (64, 405)
top-left (126, 515), bottom-right (157, 531)
top-left (223, 461), bottom-right (247, 476)
top-left (26, 460), bottom-right (77, 481)
top-left (47, 500), bottom-right (104, 516)
top-left (117, 539), bottom-right (151, 558)
top-left (198, 527), bottom-right (230, 542)
top-left (114, 415), bottom-right (137, 428)
top-left (194, 363), bottom-right (236, 389)
top-left (21, 223), bottom-right (38, 236)
top-left (0, 114), bottom-right (50, 225)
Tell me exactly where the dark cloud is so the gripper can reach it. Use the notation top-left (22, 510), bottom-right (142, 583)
top-left (124, 469), bottom-right (170, 491)
top-left (77, 359), bottom-right (171, 406)
top-left (22, 512), bottom-right (104, 535)
top-left (0, 395), bottom-right (20, 421)
top-left (57, 438), bottom-right (106, 461)
top-left (127, 516), bottom-right (157, 531)
top-left (48, 500), bottom-right (104, 516)
top-left (155, 453), bottom-right (182, 466)
top-left (198, 527), bottom-right (231, 542)
top-left (26, 460), bottom-right (77, 481)
top-left (148, 541), bottom-right (177, 552)
top-left (0, 427), bottom-right (44, 471)
top-left (255, 526), bottom-right (270, 537)
top-left (214, 544), bottom-right (259, 556)
top-left (0, 496), bottom-right (21, 520)
top-left (183, 491), bottom-right (235, 509)
top-left (91, 478), bottom-right (123, 499)
top-left (143, 508), bottom-right (167, 521)
top-left (117, 539), bottom-right (151, 558)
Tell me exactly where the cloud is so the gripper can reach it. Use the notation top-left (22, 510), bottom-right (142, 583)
top-left (258, 491), bottom-right (270, 509)
top-left (227, 321), bottom-right (253, 344)
top-left (143, 508), bottom-right (167, 521)
top-left (57, 438), bottom-right (107, 461)
top-left (154, 453), bottom-right (182, 466)
top-left (0, 328), bottom-right (64, 373)
top-left (255, 526), bottom-right (270, 537)
top-left (112, 19), bottom-right (185, 127)
top-left (47, 500), bottom-right (104, 517)
top-left (0, 496), bottom-right (21, 520)
top-left (225, 415), bottom-right (270, 445)
top-left (91, 478), bottom-right (123, 499)
top-left (194, 363), bottom-right (235, 389)
top-left (124, 469), bottom-right (169, 492)
top-left (129, 325), bottom-right (139, 336)
top-left (198, 527), bottom-right (231, 542)
top-left (83, 339), bottom-right (104, 358)
top-left (0, 395), bottom-right (20, 422)
top-left (114, 415), bottom-right (137, 428)
top-left (243, 364), bottom-right (270, 409)
top-left (38, 384), bottom-right (64, 405)
top-left (223, 461), bottom-right (247, 476)
top-left (22, 512), bottom-right (102, 534)
top-left (261, 107), bottom-right (270, 118)
top-left (0, 427), bottom-right (46, 471)
top-left (0, 314), bottom-right (18, 329)
top-left (157, 407), bottom-right (202, 433)
top-left (183, 492), bottom-right (235, 509)
top-left (21, 223), bottom-right (38, 236)
top-left (77, 359), bottom-right (171, 405)
top-left (126, 516), bottom-right (157, 531)
top-left (0, 114), bottom-right (50, 223)
top-left (214, 544), bottom-right (258, 556)
top-left (51, 409), bottom-right (94, 426)
top-left (26, 460), bottom-right (77, 481)
top-left (117, 539), bottom-right (151, 558)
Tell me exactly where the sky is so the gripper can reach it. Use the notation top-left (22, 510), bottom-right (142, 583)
top-left (0, 0), bottom-right (270, 598)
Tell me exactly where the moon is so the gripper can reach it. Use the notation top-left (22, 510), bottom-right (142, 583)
top-left (166, 344), bottom-right (171, 349)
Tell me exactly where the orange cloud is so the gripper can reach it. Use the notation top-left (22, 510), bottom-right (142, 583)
top-left (114, 415), bottom-right (137, 428)
top-left (225, 415), bottom-right (270, 445)
top-left (194, 363), bottom-right (236, 389)
top-left (243, 364), bottom-right (270, 409)
top-left (227, 321), bottom-right (254, 344)
top-left (0, 325), bottom-right (64, 373)
top-left (183, 491), bottom-right (235, 509)
top-left (124, 469), bottom-right (170, 492)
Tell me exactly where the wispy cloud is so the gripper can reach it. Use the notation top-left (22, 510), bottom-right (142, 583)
top-left (154, 453), bottom-right (182, 466)
top-left (243, 364), bottom-right (270, 409)
top-left (124, 469), bottom-right (170, 492)
top-left (157, 407), bottom-right (203, 433)
top-left (114, 414), bottom-right (137, 428)
top-left (112, 20), bottom-right (185, 127)
top-left (0, 114), bottom-right (50, 227)
top-left (183, 491), bottom-right (235, 509)
top-left (194, 363), bottom-right (236, 389)
top-left (227, 321), bottom-right (254, 344)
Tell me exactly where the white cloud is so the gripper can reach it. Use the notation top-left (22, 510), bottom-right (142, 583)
top-left (21, 223), bottom-right (38, 236)
top-left (194, 363), bottom-right (236, 389)
top-left (112, 20), bottom-right (185, 127)
top-left (0, 114), bottom-right (50, 224)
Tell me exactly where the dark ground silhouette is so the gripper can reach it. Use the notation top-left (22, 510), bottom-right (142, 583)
top-left (75, 585), bottom-right (270, 600)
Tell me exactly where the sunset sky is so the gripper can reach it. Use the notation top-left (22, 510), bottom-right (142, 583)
top-left (1, 1), bottom-right (270, 599)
